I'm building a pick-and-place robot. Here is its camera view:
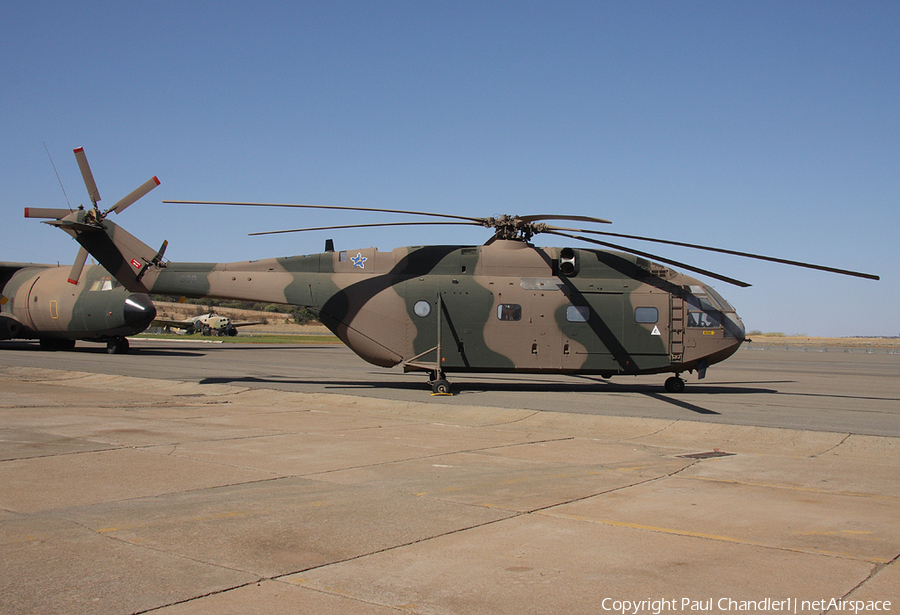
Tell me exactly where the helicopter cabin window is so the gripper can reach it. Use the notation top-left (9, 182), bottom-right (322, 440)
top-left (634, 307), bottom-right (658, 323)
top-left (566, 306), bottom-right (590, 322)
top-left (89, 277), bottom-right (120, 291)
top-left (497, 304), bottom-right (522, 321)
top-left (339, 251), bottom-right (347, 263)
top-left (413, 300), bottom-right (431, 317)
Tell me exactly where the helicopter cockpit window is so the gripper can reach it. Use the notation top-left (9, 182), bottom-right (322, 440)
top-left (683, 286), bottom-right (720, 312)
top-left (703, 285), bottom-right (734, 312)
top-left (89, 277), bottom-right (120, 291)
top-left (634, 307), bottom-right (658, 323)
top-left (497, 304), bottom-right (522, 321)
top-left (688, 311), bottom-right (721, 328)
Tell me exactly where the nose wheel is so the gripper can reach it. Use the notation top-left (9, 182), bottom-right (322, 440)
top-left (106, 336), bottom-right (130, 354)
top-left (664, 376), bottom-right (685, 393)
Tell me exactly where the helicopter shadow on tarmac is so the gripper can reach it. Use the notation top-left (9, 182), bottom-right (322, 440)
top-left (195, 373), bottom-right (790, 416)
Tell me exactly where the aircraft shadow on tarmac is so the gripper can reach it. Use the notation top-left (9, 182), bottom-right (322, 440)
top-left (196, 375), bottom-right (790, 416)
top-left (0, 341), bottom-right (204, 357)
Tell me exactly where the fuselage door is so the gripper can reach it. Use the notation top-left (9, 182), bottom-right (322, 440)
top-left (622, 291), bottom-right (670, 372)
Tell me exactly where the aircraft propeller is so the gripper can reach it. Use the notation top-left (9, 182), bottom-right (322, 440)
top-left (163, 200), bottom-right (879, 286)
top-left (25, 148), bottom-right (160, 285)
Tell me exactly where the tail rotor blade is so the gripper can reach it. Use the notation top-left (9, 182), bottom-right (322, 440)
top-left (24, 208), bottom-right (73, 219)
top-left (68, 247), bottom-right (89, 285)
top-left (73, 147), bottom-right (101, 206)
top-left (106, 176), bottom-right (161, 215)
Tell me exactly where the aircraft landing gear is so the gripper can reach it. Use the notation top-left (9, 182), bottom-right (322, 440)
top-left (664, 375), bottom-right (685, 393)
top-left (107, 336), bottom-right (130, 354)
top-left (427, 370), bottom-right (453, 395)
top-left (431, 379), bottom-right (452, 395)
top-left (39, 338), bottom-right (76, 351)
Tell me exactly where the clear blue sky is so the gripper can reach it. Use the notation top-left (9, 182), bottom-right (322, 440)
top-left (3, 1), bottom-right (897, 337)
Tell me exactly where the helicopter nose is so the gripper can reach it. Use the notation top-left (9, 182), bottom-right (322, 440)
top-left (724, 312), bottom-right (746, 343)
top-left (123, 294), bottom-right (157, 331)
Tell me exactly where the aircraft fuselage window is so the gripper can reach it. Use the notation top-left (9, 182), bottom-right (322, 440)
top-left (634, 307), bottom-right (658, 323)
top-left (497, 304), bottom-right (522, 321)
top-left (566, 306), bottom-right (590, 322)
top-left (413, 300), bottom-right (431, 317)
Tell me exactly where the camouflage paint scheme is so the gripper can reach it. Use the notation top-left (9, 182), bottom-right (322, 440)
top-left (0, 262), bottom-right (156, 352)
top-left (47, 213), bottom-right (745, 386)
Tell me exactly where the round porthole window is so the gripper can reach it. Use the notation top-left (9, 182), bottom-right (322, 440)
top-left (414, 300), bottom-right (432, 317)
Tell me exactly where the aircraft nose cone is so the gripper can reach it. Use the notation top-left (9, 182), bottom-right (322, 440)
top-left (726, 312), bottom-right (746, 343)
top-left (123, 294), bottom-right (157, 332)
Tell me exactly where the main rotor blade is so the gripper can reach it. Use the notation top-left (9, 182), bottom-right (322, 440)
top-left (164, 200), bottom-right (486, 224)
top-left (545, 230), bottom-right (752, 287)
top-left (68, 247), bottom-right (89, 285)
top-left (520, 214), bottom-right (612, 225)
top-left (24, 207), bottom-right (73, 219)
top-left (73, 147), bottom-right (100, 206)
top-left (250, 221), bottom-right (482, 236)
top-left (106, 176), bottom-right (160, 215)
top-left (546, 225), bottom-right (880, 281)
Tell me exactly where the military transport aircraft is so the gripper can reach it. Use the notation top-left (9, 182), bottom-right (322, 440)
top-left (153, 312), bottom-right (263, 336)
top-left (0, 261), bottom-right (156, 353)
top-left (28, 148), bottom-right (880, 393)
top-left (6, 146), bottom-right (162, 353)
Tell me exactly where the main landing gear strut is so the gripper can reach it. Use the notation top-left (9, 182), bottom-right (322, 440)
top-left (402, 295), bottom-right (455, 395)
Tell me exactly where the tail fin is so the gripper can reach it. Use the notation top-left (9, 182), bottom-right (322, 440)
top-left (44, 212), bottom-right (165, 293)
top-left (31, 147), bottom-right (165, 292)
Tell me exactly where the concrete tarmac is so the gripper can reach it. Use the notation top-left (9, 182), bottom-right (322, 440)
top-left (0, 357), bottom-right (898, 614)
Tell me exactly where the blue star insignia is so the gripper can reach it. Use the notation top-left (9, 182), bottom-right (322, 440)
top-left (351, 252), bottom-right (368, 268)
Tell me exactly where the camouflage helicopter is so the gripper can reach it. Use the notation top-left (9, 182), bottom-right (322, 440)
top-left (30, 149), bottom-right (879, 392)
top-left (2, 148), bottom-right (161, 353)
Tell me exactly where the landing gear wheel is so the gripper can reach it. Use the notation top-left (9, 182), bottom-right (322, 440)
top-left (431, 379), bottom-right (452, 395)
top-left (39, 338), bottom-right (76, 351)
top-left (107, 337), bottom-right (130, 354)
top-left (664, 376), bottom-right (685, 393)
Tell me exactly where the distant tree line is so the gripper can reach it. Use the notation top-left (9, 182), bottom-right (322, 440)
top-left (150, 296), bottom-right (318, 325)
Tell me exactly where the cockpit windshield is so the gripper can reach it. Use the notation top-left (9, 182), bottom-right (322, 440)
top-left (703, 285), bottom-right (734, 312)
top-left (89, 277), bottom-right (122, 291)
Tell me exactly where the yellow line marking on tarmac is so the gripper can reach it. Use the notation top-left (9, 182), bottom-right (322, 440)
top-left (539, 512), bottom-right (892, 563)
top-left (681, 475), bottom-right (900, 500)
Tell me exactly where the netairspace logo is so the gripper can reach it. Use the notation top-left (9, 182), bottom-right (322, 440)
top-left (599, 597), bottom-right (892, 614)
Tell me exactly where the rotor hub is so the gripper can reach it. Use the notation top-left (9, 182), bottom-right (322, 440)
top-left (482, 216), bottom-right (548, 241)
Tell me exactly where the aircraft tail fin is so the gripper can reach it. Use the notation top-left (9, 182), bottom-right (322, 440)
top-left (31, 147), bottom-right (165, 292)
top-left (44, 213), bottom-right (165, 293)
